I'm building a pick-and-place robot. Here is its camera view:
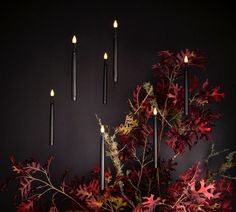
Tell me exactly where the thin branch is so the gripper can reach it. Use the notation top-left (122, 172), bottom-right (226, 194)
top-left (144, 159), bottom-right (153, 167)
top-left (137, 138), bottom-right (148, 189)
top-left (134, 88), bottom-right (152, 115)
top-left (172, 153), bottom-right (179, 160)
top-left (156, 106), bottom-right (172, 128)
top-left (37, 187), bottom-right (52, 198)
top-left (26, 174), bottom-right (89, 212)
top-left (219, 175), bottom-right (236, 180)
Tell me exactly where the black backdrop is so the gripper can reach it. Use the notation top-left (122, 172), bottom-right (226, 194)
top-left (1, 1), bottom-right (236, 210)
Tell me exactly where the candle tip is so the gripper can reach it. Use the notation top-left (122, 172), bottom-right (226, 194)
top-left (153, 107), bottom-right (158, 115)
top-left (72, 35), bottom-right (77, 44)
top-left (184, 55), bottom-right (188, 64)
top-left (100, 125), bottom-right (105, 133)
top-left (50, 89), bottom-right (55, 97)
top-left (113, 20), bottom-right (118, 28)
top-left (104, 52), bottom-right (108, 60)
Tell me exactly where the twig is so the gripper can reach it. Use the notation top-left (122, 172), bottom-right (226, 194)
top-left (219, 175), bottom-right (236, 180)
top-left (172, 153), bottom-right (179, 160)
top-left (137, 138), bottom-right (148, 189)
top-left (144, 159), bottom-right (153, 167)
top-left (134, 88), bottom-right (152, 115)
top-left (190, 162), bottom-right (200, 182)
top-left (118, 182), bottom-right (135, 209)
top-left (26, 174), bottom-right (89, 212)
top-left (172, 194), bottom-right (186, 209)
top-left (156, 106), bottom-right (172, 128)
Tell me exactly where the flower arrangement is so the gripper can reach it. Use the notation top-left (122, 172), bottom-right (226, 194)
top-left (1, 49), bottom-right (235, 211)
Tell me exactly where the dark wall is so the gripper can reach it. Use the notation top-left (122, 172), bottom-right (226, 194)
top-left (0, 1), bottom-right (236, 210)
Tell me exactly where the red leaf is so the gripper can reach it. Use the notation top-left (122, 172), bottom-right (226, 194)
top-left (87, 179), bottom-right (99, 194)
top-left (25, 161), bottom-right (40, 174)
top-left (179, 163), bottom-right (201, 183)
top-left (17, 200), bottom-right (34, 212)
top-left (210, 86), bottom-right (225, 102)
top-left (198, 122), bottom-right (212, 134)
top-left (197, 179), bottom-right (215, 200)
top-left (167, 83), bottom-right (182, 105)
top-left (132, 85), bottom-right (142, 109)
top-left (19, 178), bottom-right (32, 199)
top-left (44, 155), bottom-right (55, 174)
top-left (76, 185), bottom-right (92, 200)
top-left (86, 196), bottom-right (103, 210)
top-left (142, 194), bottom-right (160, 210)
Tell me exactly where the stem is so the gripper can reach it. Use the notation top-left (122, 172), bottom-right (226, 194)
top-left (190, 162), bottom-right (200, 182)
top-left (172, 153), bottom-right (179, 160)
top-left (220, 175), bottom-right (236, 180)
top-left (27, 175), bottom-right (89, 212)
top-left (116, 180), bottom-right (135, 209)
top-left (156, 107), bottom-right (172, 128)
top-left (137, 138), bottom-right (148, 200)
top-left (137, 139), bottom-right (148, 187)
top-left (134, 88), bottom-right (152, 115)
top-left (172, 194), bottom-right (186, 209)
top-left (53, 186), bottom-right (88, 212)
top-left (37, 187), bottom-right (52, 198)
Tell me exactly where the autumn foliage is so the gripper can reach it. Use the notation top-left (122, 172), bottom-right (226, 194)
top-left (1, 49), bottom-right (235, 211)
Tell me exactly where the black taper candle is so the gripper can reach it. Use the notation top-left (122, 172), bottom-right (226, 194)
top-left (72, 35), bottom-right (77, 101)
top-left (103, 52), bottom-right (108, 104)
top-left (100, 125), bottom-right (105, 191)
top-left (184, 56), bottom-right (189, 116)
top-left (113, 20), bottom-right (118, 83)
top-left (153, 108), bottom-right (158, 168)
top-left (49, 89), bottom-right (55, 146)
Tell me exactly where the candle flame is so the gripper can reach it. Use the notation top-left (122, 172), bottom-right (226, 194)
top-left (100, 125), bottom-right (105, 133)
top-left (184, 55), bottom-right (188, 64)
top-left (153, 107), bottom-right (158, 115)
top-left (50, 89), bottom-right (55, 97)
top-left (104, 52), bottom-right (108, 60)
top-left (113, 20), bottom-right (118, 28)
top-left (72, 35), bottom-right (77, 44)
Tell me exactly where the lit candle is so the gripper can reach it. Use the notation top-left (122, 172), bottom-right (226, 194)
top-left (103, 52), bottom-right (108, 104)
top-left (100, 125), bottom-right (105, 191)
top-left (49, 89), bottom-right (55, 146)
top-left (184, 56), bottom-right (189, 116)
top-left (153, 107), bottom-right (158, 168)
top-left (113, 20), bottom-right (118, 83)
top-left (72, 35), bottom-right (77, 101)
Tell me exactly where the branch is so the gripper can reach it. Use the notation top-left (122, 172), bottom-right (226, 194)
top-left (133, 87), bottom-right (152, 115)
top-left (220, 175), bottom-right (236, 180)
